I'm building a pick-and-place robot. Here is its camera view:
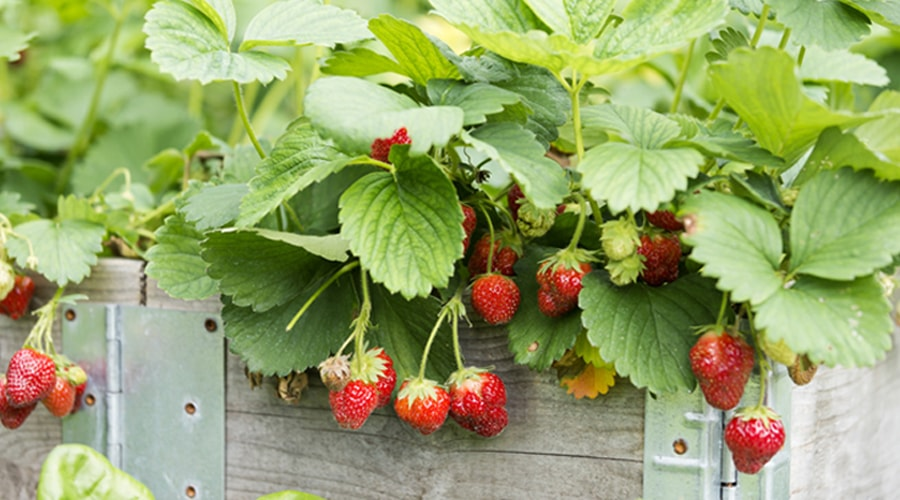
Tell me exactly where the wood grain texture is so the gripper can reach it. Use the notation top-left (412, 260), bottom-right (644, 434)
top-left (2, 259), bottom-right (899, 500)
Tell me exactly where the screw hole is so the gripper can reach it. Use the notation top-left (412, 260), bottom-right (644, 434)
top-left (673, 438), bottom-right (688, 455)
top-left (185, 485), bottom-right (197, 498)
top-left (65, 309), bottom-right (76, 321)
top-left (85, 394), bottom-right (96, 406)
top-left (184, 402), bottom-right (197, 415)
top-left (204, 318), bottom-right (218, 332)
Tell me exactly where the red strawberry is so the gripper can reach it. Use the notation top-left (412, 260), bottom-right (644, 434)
top-left (0, 374), bottom-right (36, 429)
top-left (725, 406), bottom-right (786, 474)
top-left (42, 375), bottom-right (76, 417)
top-left (645, 210), bottom-right (684, 231)
top-left (637, 234), bottom-right (681, 286)
top-left (471, 274), bottom-right (520, 325)
top-left (393, 378), bottom-right (451, 435)
top-left (537, 288), bottom-right (575, 318)
top-left (328, 379), bottom-right (378, 430)
top-left (447, 368), bottom-right (508, 437)
top-left (370, 127), bottom-right (411, 163)
top-left (461, 204), bottom-right (477, 253)
top-left (71, 381), bottom-right (87, 414)
top-left (370, 348), bottom-right (397, 409)
top-left (468, 234), bottom-right (520, 277)
top-left (0, 275), bottom-right (35, 320)
top-left (507, 183), bottom-right (525, 221)
top-left (689, 331), bottom-right (755, 411)
top-left (6, 348), bottom-right (56, 407)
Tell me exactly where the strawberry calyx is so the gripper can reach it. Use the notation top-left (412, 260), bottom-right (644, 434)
top-left (395, 377), bottom-right (446, 410)
top-left (445, 366), bottom-right (490, 391)
top-left (732, 404), bottom-right (781, 428)
top-left (349, 346), bottom-right (391, 386)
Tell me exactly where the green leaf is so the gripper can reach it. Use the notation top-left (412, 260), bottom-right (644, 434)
top-left (180, 183), bottom-right (247, 230)
top-left (368, 286), bottom-right (455, 383)
top-left (0, 192), bottom-right (35, 216)
top-left (854, 91), bottom-right (900, 171)
top-left (3, 102), bottom-right (76, 151)
top-left (240, 0), bottom-right (370, 51)
top-left (767, 0), bottom-right (870, 50)
top-left (581, 273), bottom-right (722, 394)
top-left (320, 47), bottom-right (404, 77)
top-left (841, 0), bottom-right (900, 29)
top-left (582, 103), bottom-right (682, 149)
top-left (250, 229), bottom-right (350, 262)
top-left (7, 219), bottom-right (104, 286)
top-left (37, 444), bottom-right (154, 500)
top-left (465, 123), bottom-right (568, 209)
top-left (144, 213), bottom-right (219, 300)
top-left (0, 25), bottom-right (34, 61)
top-left (221, 274), bottom-right (357, 376)
top-left (799, 47), bottom-right (888, 86)
top-left (368, 15), bottom-right (461, 86)
top-left (185, 0), bottom-right (236, 42)
top-left (523, 0), bottom-right (616, 44)
top-left (144, 0), bottom-right (289, 84)
top-left (339, 150), bottom-right (462, 299)
top-left (304, 76), bottom-right (464, 155)
top-left (788, 168), bottom-right (900, 280)
top-left (680, 192), bottom-right (784, 304)
top-left (798, 127), bottom-right (899, 184)
top-left (709, 47), bottom-right (876, 164)
top-left (728, 171), bottom-right (787, 215)
top-left (507, 248), bottom-right (583, 370)
top-left (755, 275), bottom-right (893, 367)
top-left (203, 230), bottom-right (342, 312)
top-left (427, 80), bottom-right (522, 126)
top-left (236, 120), bottom-right (354, 227)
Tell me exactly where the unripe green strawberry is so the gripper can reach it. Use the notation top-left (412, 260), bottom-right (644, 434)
top-left (471, 274), bottom-right (520, 325)
top-left (600, 217), bottom-right (640, 261)
top-left (328, 379), bottom-right (378, 430)
top-left (6, 348), bottom-right (56, 407)
top-left (637, 234), bottom-right (681, 286)
top-left (725, 406), bottom-right (786, 474)
top-left (689, 331), bottom-right (755, 411)
top-left (370, 127), bottom-right (411, 163)
top-left (516, 200), bottom-right (557, 238)
top-left (393, 378), bottom-right (450, 435)
top-left (42, 375), bottom-right (76, 417)
top-left (606, 253), bottom-right (643, 286)
top-left (759, 331), bottom-right (797, 367)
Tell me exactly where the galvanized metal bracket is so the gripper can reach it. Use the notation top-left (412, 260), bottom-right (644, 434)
top-left (61, 304), bottom-right (225, 500)
top-left (643, 366), bottom-right (792, 500)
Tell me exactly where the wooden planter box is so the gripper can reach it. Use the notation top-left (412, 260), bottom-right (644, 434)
top-left (1, 258), bottom-right (898, 499)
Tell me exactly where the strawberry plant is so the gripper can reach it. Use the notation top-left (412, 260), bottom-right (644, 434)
top-left (1, 0), bottom-right (899, 457)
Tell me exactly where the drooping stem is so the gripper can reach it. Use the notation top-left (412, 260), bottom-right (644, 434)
top-left (286, 260), bottom-right (361, 331)
top-left (797, 46), bottom-right (806, 67)
top-left (565, 193), bottom-right (589, 253)
top-left (746, 307), bottom-right (769, 408)
top-left (24, 287), bottom-right (65, 353)
top-left (478, 205), bottom-right (497, 275)
top-left (707, 98), bottom-right (727, 123)
top-left (715, 292), bottom-right (730, 330)
top-left (778, 28), bottom-right (792, 50)
top-left (417, 303), bottom-right (451, 380)
top-left (450, 296), bottom-right (465, 371)
top-left (56, 3), bottom-right (126, 194)
top-left (351, 268), bottom-right (372, 373)
top-left (749, 5), bottom-right (771, 49)
top-left (670, 39), bottom-right (696, 114)
top-left (232, 81), bottom-right (267, 159)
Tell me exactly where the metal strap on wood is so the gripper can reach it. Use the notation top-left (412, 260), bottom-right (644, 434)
top-left (61, 304), bottom-right (225, 499)
top-left (643, 367), bottom-right (791, 499)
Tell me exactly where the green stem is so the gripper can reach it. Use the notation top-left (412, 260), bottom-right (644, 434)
top-left (134, 198), bottom-right (175, 227)
top-left (232, 81), bottom-right (266, 159)
top-left (478, 205), bottom-right (497, 274)
top-left (286, 260), bottom-right (361, 331)
top-left (565, 193), bottom-right (588, 253)
top-left (714, 292), bottom-right (730, 330)
top-left (90, 167), bottom-right (132, 201)
top-left (670, 39), bottom-right (696, 114)
top-left (749, 5), bottom-right (771, 49)
top-left (568, 74), bottom-right (589, 163)
top-left (797, 45), bottom-right (806, 67)
top-left (251, 73), bottom-right (296, 137)
top-left (351, 269), bottom-right (372, 373)
top-left (188, 81), bottom-right (204, 119)
top-left (56, 3), bottom-right (125, 194)
top-left (777, 28), bottom-right (792, 50)
top-left (417, 304), bottom-right (451, 380)
top-left (25, 287), bottom-right (65, 353)
top-left (707, 98), bottom-right (726, 122)
top-left (451, 297), bottom-right (465, 371)
top-left (746, 307), bottom-right (769, 408)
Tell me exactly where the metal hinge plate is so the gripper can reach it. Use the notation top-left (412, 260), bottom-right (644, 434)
top-left (61, 304), bottom-right (225, 500)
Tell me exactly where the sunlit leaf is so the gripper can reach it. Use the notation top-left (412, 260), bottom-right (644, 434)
top-left (6, 219), bottom-right (105, 286)
top-left (240, 0), bottom-right (370, 51)
top-left (368, 15), bottom-right (460, 86)
top-left (144, 213), bottom-right (219, 300)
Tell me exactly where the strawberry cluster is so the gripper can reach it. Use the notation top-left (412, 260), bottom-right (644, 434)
top-left (324, 347), bottom-right (396, 430)
top-left (536, 260), bottom-right (591, 317)
top-left (370, 127), bottom-right (411, 163)
top-left (1, 348), bottom-right (87, 429)
top-left (0, 274), bottom-right (34, 320)
top-left (447, 368), bottom-right (508, 437)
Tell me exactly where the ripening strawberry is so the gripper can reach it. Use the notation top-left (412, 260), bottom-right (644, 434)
top-left (393, 378), bottom-right (451, 435)
top-left (645, 210), bottom-right (684, 231)
top-left (5, 348), bottom-right (56, 407)
top-left (689, 331), bottom-right (755, 411)
top-left (507, 183), bottom-right (525, 222)
top-left (42, 375), bottom-right (76, 417)
top-left (0, 275), bottom-right (35, 320)
top-left (468, 234), bottom-right (520, 277)
top-left (461, 204), bottom-right (477, 253)
top-left (70, 381), bottom-right (88, 414)
top-left (328, 379), bottom-right (378, 430)
top-left (471, 274), bottom-right (520, 325)
top-left (537, 288), bottom-right (575, 318)
top-left (370, 348), bottom-right (397, 409)
top-left (370, 127), bottom-right (411, 163)
top-left (637, 234), bottom-right (681, 286)
top-left (725, 406), bottom-right (786, 474)
top-left (447, 368), bottom-right (509, 437)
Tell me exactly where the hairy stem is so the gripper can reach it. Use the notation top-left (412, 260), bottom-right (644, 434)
top-left (232, 81), bottom-right (267, 159)
top-left (670, 39), bottom-right (696, 114)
